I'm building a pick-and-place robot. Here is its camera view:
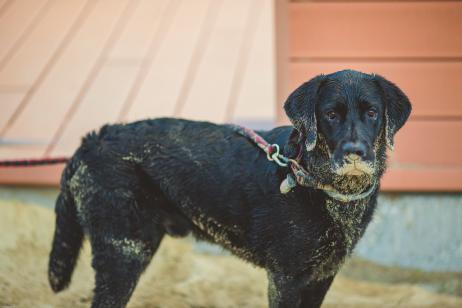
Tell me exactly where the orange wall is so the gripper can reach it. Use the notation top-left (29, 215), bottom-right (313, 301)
top-left (277, 0), bottom-right (462, 191)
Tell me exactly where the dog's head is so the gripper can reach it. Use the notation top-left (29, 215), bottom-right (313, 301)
top-left (284, 70), bottom-right (411, 193)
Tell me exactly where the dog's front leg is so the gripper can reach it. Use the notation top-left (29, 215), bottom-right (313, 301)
top-left (299, 275), bottom-right (335, 307)
top-left (267, 271), bottom-right (306, 308)
top-left (267, 271), bottom-right (335, 308)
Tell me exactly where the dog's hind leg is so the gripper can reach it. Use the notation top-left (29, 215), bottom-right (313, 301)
top-left (84, 190), bottom-right (165, 308)
top-left (89, 223), bottom-right (164, 308)
top-left (90, 233), bottom-right (163, 308)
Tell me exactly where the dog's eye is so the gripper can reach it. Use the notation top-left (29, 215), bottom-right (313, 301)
top-left (326, 110), bottom-right (337, 120)
top-left (366, 109), bottom-right (377, 119)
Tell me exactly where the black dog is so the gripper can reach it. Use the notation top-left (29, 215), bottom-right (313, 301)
top-left (48, 70), bottom-right (411, 307)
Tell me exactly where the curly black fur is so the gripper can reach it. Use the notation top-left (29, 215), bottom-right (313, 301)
top-left (48, 70), bottom-right (411, 308)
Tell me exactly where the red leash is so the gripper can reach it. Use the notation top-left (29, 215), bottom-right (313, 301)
top-left (231, 124), bottom-right (315, 193)
top-left (0, 125), bottom-right (375, 200)
top-left (230, 124), bottom-right (290, 167)
top-left (0, 125), bottom-right (292, 171)
top-left (0, 157), bottom-right (69, 167)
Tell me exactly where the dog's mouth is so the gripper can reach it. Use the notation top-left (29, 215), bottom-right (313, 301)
top-left (297, 138), bottom-right (379, 194)
top-left (333, 160), bottom-right (375, 176)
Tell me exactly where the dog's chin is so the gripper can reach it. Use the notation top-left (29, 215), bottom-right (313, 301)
top-left (330, 161), bottom-right (376, 194)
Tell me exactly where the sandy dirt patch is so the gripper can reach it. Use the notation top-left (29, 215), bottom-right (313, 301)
top-left (1, 200), bottom-right (461, 307)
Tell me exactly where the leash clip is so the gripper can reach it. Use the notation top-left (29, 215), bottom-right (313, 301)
top-left (266, 144), bottom-right (289, 167)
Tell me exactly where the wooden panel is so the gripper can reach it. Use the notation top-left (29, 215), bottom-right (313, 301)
top-left (0, 92), bottom-right (24, 130)
top-left (0, 0), bottom-right (87, 86)
top-left (289, 2), bottom-right (462, 59)
top-left (0, 0), bottom-right (276, 186)
top-left (43, 0), bottom-right (139, 156)
top-left (126, 0), bottom-right (211, 121)
top-left (233, 0), bottom-right (275, 122)
top-left (2, 0), bottom-right (128, 157)
top-left (223, 0), bottom-right (263, 122)
top-left (0, 0), bottom-right (13, 18)
top-left (181, 0), bottom-right (252, 122)
top-left (50, 65), bottom-right (139, 156)
top-left (0, 0), bottom-right (47, 65)
top-left (391, 120), bottom-right (462, 167)
top-left (382, 168), bottom-right (462, 192)
top-left (0, 164), bottom-right (63, 186)
top-left (0, 0), bottom-right (52, 73)
top-left (288, 61), bottom-right (462, 119)
top-left (274, 0), bottom-right (290, 109)
top-left (108, 0), bottom-right (170, 60)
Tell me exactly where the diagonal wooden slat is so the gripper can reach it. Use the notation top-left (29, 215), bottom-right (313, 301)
top-left (0, 0), bottom-right (96, 137)
top-left (172, 0), bottom-right (222, 117)
top-left (0, 92), bottom-right (24, 132)
top-left (0, 0), bottom-right (277, 185)
top-left (180, 0), bottom-right (253, 122)
top-left (44, 0), bottom-right (140, 156)
top-left (0, 0), bottom-right (14, 19)
top-left (49, 65), bottom-right (140, 156)
top-left (116, 0), bottom-right (181, 121)
top-left (2, 0), bottom-right (129, 158)
top-left (108, 0), bottom-right (170, 61)
top-left (0, 0), bottom-right (53, 72)
top-left (0, 0), bottom-right (48, 67)
top-left (233, 0), bottom-right (275, 122)
top-left (224, 0), bottom-right (262, 122)
top-left (0, 0), bottom-right (88, 87)
top-left (126, 0), bottom-right (216, 121)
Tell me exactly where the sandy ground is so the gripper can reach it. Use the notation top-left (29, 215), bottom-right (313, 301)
top-left (1, 200), bottom-right (461, 308)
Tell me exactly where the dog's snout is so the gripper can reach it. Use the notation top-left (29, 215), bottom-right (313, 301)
top-left (342, 142), bottom-right (366, 160)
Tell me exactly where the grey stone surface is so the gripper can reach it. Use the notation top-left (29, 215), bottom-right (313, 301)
top-left (355, 193), bottom-right (462, 272)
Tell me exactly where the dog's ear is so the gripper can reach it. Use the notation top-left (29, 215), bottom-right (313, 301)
top-left (284, 75), bottom-right (325, 152)
top-left (284, 128), bottom-right (302, 158)
top-left (374, 74), bottom-right (412, 150)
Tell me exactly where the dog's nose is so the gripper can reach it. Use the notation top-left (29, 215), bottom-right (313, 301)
top-left (342, 142), bottom-right (366, 160)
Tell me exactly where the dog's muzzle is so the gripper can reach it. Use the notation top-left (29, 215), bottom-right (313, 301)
top-left (333, 142), bottom-right (375, 176)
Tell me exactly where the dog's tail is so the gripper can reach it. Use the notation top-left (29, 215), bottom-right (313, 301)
top-left (48, 160), bottom-right (83, 293)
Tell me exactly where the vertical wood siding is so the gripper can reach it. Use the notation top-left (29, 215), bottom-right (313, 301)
top-left (277, 0), bottom-right (462, 191)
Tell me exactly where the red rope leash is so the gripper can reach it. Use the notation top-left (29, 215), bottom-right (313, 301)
top-left (231, 124), bottom-right (321, 193)
top-left (0, 157), bottom-right (69, 167)
top-left (230, 124), bottom-right (289, 166)
top-left (1, 126), bottom-right (279, 169)
top-left (0, 125), bottom-right (377, 201)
